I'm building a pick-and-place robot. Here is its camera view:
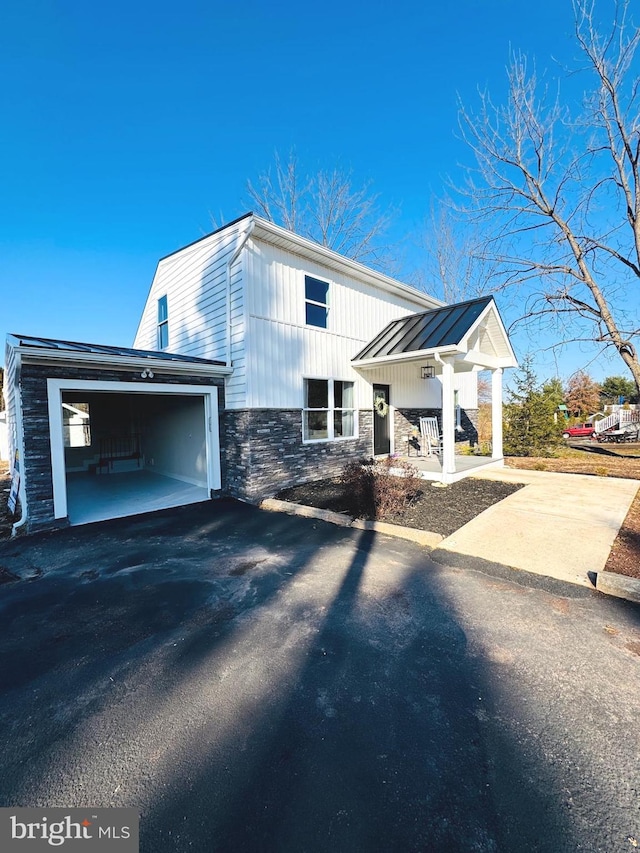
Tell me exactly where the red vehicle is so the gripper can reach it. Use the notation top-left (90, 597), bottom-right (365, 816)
top-left (562, 422), bottom-right (596, 439)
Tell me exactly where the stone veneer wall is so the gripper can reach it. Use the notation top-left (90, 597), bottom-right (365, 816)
top-left (18, 363), bottom-right (225, 533)
top-left (224, 409), bottom-right (374, 501)
top-left (394, 407), bottom-right (479, 454)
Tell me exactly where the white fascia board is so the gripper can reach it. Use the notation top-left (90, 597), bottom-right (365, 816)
top-left (15, 346), bottom-right (233, 376)
top-left (352, 346), bottom-right (459, 369)
top-left (455, 349), bottom-right (516, 370)
top-left (251, 217), bottom-right (443, 310)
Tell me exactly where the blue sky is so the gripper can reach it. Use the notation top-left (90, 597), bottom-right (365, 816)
top-left (0, 0), bottom-right (629, 384)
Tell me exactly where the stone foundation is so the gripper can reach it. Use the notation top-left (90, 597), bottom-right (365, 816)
top-left (224, 408), bottom-right (374, 501)
top-left (393, 407), bottom-right (479, 453)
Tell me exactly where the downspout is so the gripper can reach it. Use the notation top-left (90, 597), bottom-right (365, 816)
top-left (225, 221), bottom-right (254, 368)
top-left (11, 351), bottom-right (28, 536)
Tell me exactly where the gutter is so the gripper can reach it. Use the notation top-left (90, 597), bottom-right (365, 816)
top-left (225, 221), bottom-right (254, 368)
top-left (352, 346), bottom-right (459, 369)
top-left (11, 351), bottom-right (28, 536)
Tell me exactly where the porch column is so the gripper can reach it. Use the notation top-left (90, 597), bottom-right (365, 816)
top-left (440, 358), bottom-right (456, 476)
top-left (491, 367), bottom-right (503, 459)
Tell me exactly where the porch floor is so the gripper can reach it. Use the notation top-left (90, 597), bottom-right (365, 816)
top-left (66, 470), bottom-right (209, 526)
top-left (397, 453), bottom-right (504, 483)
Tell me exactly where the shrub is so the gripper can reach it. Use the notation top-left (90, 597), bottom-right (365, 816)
top-left (341, 458), bottom-right (423, 520)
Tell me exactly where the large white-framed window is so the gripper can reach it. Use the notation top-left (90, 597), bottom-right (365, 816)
top-left (303, 378), bottom-right (356, 442)
top-left (305, 275), bottom-right (329, 328)
top-left (157, 295), bottom-right (169, 349)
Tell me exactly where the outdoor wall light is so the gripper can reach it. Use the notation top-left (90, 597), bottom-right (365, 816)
top-left (421, 365), bottom-right (435, 379)
top-left (140, 369), bottom-right (154, 379)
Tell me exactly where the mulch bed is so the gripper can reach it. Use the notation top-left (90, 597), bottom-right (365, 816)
top-left (276, 476), bottom-right (523, 538)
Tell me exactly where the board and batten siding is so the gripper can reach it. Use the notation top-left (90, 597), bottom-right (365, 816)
top-left (365, 364), bottom-right (478, 409)
top-left (243, 240), bottom-right (439, 410)
top-left (132, 223), bottom-right (249, 408)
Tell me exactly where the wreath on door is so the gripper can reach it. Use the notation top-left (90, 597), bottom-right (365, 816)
top-left (374, 395), bottom-right (389, 418)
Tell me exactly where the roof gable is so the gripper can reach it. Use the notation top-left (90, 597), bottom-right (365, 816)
top-left (352, 297), bottom-right (517, 369)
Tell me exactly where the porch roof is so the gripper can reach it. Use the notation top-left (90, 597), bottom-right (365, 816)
top-left (352, 296), bottom-right (517, 370)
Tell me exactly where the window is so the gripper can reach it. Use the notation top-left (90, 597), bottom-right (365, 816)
top-left (305, 276), bottom-right (328, 328)
top-left (303, 379), bottom-right (355, 441)
top-left (62, 402), bottom-right (91, 448)
top-left (157, 295), bottom-right (169, 349)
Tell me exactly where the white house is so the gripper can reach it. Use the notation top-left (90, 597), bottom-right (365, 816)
top-left (4, 213), bottom-right (516, 533)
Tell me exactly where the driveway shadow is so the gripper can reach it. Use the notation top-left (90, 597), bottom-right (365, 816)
top-left (0, 504), bottom-right (582, 851)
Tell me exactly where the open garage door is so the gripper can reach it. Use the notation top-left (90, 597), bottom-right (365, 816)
top-left (48, 380), bottom-right (221, 526)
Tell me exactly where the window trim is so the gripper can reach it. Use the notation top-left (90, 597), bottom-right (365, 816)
top-left (157, 295), bottom-right (169, 350)
top-left (304, 275), bottom-right (329, 329)
top-left (302, 376), bottom-right (358, 444)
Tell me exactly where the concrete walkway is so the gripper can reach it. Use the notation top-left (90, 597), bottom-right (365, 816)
top-left (433, 467), bottom-right (640, 587)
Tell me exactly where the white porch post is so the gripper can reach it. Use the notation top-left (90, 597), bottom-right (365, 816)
top-left (491, 367), bottom-right (504, 459)
top-left (440, 358), bottom-right (456, 477)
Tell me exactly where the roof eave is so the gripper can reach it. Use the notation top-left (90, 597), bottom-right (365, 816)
top-left (251, 217), bottom-right (443, 309)
top-left (352, 345), bottom-right (460, 369)
top-left (12, 346), bottom-right (233, 376)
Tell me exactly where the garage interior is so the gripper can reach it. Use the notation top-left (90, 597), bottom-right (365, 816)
top-left (62, 390), bottom-right (210, 525)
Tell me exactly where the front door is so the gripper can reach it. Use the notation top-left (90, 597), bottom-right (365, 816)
top-left (373, 384), bottom-right (391, 455)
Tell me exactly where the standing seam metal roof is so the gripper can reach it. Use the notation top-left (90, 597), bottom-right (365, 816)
top-left (352, 296), bottom-right (494, 361)
top-left (9, 334), bottom-right (226, 366)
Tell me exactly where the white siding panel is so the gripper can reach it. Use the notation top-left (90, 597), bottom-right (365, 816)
top-left (454, 371), bottom-right (478, 409)
top-left (133, 225), bottom-right (249, 408)
top-left (364, 364), bottom-right (442, 408)
top-left (244, 239), bottom-right (438, 410)
top-left (4, 342), bottom-right (19, 465)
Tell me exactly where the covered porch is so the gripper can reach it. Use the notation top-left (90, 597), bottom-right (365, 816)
top-left (353, 296), bottom-right (518, 484)
top-left (396, 452), bottom-right (504, 483)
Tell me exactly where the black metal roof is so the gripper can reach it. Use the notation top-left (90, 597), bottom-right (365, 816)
top-left (10, 333), bottom-right (226, 366)
top-left (353, 296), bottom-right (494, 361)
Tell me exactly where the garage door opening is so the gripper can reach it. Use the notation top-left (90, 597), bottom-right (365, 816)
top-left (57, 388), bottom-right (215, 525)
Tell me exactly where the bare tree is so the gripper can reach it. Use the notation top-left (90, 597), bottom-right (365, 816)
top-left (246, 150), bottom-right (395, 270)
top-left (459, 0), bottom-right (640, 392)
top-left (419, 203), bottom-right (498, 303)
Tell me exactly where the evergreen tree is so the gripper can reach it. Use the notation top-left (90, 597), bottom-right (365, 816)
top-left (503, 358), bottom-right (561, 456)
top-left (600, 376), bottom-right (637, 405)
top-left (541, 377), bottom-right (564, 410)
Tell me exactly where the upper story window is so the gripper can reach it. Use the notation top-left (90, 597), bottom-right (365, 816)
top-left (305, 276), bottom-right (329, 328)
top-left (157, 295), bottom-right (169, 349)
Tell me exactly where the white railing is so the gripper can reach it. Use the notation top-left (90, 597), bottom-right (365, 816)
top-left (620, 410), bottom-right (640, 426)
top-left (594, 409), bottom-right (640, 434)
top-left (595, 413), bottom-right (619, 433)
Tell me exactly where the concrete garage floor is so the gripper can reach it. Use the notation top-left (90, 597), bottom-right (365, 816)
top-left (66, 470), bottom-right (209, 525)
top-left (0, 501), bottom-right (639, 852)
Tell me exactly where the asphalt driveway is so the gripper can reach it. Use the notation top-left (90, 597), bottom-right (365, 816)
top-left (0, 500), bottom-right (639, 852)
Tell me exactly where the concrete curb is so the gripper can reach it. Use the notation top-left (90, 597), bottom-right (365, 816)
top-left (259, 498), bottom-right (444, 548)
top-left (595, 571), bottom-right (640, 605)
